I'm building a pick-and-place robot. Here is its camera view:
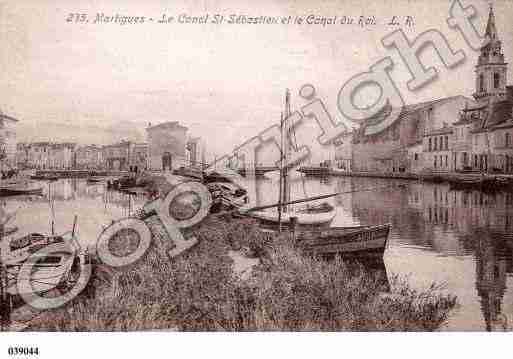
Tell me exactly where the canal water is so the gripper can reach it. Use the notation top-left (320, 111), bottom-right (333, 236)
top-left (3, 177), bottom-right (513, 331)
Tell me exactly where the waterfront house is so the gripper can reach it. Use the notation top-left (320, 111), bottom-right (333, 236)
top-left (0, 109), bottom-right (18, 169)
top-left (454, 6), bottom-right (513, 174)
top-left (146, 122), bottom-right (188, 171)
top-left (130, 142), bottom-right (148, 172)
top-left (351, 96), bottom-right (469, 173)
top-left (48, 142), bottom-right (76, 169)
top-left (103, 140), bottom-right (132, 171)
top-left (75, 144), bottom-right (104, 170)
top-left (422, 125), bottom-right (454, 173)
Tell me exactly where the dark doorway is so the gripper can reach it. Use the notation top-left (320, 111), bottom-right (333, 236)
top-left (162, 152), bottom-right (172, 171)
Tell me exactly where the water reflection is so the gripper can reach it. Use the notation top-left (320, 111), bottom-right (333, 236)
top-left (256, 176), bottom-right (513, 330)
top-left (3, 177), bottom-right (513, 330)
top-left (2, 179), bottom-right (146, 248)
top-left (342, 178), bottom-right (513, 331)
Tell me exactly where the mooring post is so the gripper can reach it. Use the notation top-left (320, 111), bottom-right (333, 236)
top-left (0, 265), bottom-right (9, 330)
top-left (290, 216), bottom-right (298, 242)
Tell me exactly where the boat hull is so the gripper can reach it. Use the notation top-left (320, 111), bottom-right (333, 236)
top-left (245, 207), bottom-right (336, 227)
top-left (296, 223), bottom-right (391, 259)
top-left (0, 187), bottom-right (43, 197)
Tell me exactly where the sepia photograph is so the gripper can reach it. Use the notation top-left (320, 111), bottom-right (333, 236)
top-left (1, 0), bottom-right (513, 356)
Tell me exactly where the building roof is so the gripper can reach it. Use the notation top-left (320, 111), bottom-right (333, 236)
top-left (363, 95), bottom-right (468, 128)
top-left (146, 121), bottom-right (187, 132)
top-left (484, 5), bottom-right (498, 41)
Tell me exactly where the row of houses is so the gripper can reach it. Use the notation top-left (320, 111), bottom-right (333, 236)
top-left (16, 121), bottom-right (206, 171)
top-left (336, 6), bottom-right (513, 176)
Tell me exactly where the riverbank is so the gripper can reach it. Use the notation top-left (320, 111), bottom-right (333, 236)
top-left (26, 216), bottom-right (457, 331)
top-left (329, 169), bottom-right (513, 188)
top-left (35, 169), bottom-right (129, 178)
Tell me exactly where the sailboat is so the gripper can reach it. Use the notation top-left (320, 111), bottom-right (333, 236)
top-left (243, 89), bottom-right (337, 230)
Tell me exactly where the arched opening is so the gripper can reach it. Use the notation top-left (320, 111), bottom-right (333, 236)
top-left (162, 152), bottom-right (172, 171)
top-left (494, 72), bottom-right (500, 89)
top-left (479, 73), bottom-right (485, 92)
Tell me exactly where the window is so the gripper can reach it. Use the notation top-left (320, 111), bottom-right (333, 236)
top-left (494, 72), bottom-right (500, 89)
top-left (414, 153), bottom-right (419, 161)
top-left (434, 156), bottom-right (437, 168)
top-left (445, 155), bottom-right (448, 167)
top-left (479, 73), bottom-right (484, 92)
top-left (506, 133), bottom-right (511, 147)
top-left (445, 136), bottom-right (449, 150)
top-left (429, 138), bottom-right (432, 151)
top-left (434, 137), bottom-right (438, 151)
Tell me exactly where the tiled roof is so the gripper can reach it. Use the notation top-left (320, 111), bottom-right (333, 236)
top-left (147, 121), bottom-right (187, 132)
top-left (363, 95), bottom-right (468, 128)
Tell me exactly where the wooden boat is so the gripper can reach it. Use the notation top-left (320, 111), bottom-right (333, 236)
top-left (30, 174), bottom-right (59, 181)
top-left (246, 203), bottom-right (336, 228)
top-left (295, 223), bottom-right (391, 259)
top-left (242, 89), bottom-right (336, 229)
top-left (173, 166), bottom-right (203, 180)
top-left (297, 166), bottom-right (331, 177)
top-left (0, 187), bottom-right (43, 197)
top-left (207, 182), bottom-right (248, 213)
top-left (0, 218), bottom-right (90, 318)
top-left (86, 176), bottom-right (105, 184)
top-left (0, 232), bottom-right (89, 296)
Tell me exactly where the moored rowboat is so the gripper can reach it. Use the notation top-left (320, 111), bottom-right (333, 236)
top-left (295, 223), bottom-right (391, 259)
top-left (0, 187), bottom-right (43, 197)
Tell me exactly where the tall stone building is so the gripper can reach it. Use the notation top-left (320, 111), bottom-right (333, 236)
top-left (130, 143), bottom-right (148, 172)
top-left (0, 109), bottom-right (18, 169)
top-left (146, 122), bottom-right (187, 171)
top-left (473, 6), bottom-right (508, 104)
top-left (451, 5), bottom-right (513, 173)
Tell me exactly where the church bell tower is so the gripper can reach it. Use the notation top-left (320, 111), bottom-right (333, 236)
top-left (473, 5), bottom-right (508, 104)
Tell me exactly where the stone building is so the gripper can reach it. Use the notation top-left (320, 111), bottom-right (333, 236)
top-left (351, 96), bottom-right (469, 172)
top-left (27, 142), bottom-right (51, 169)
top-left (75, 144), bottom-right (103, 169)
top-left (0, 109), bottom-right (18, 169)
top-left (130, 143), bottom-right (148, 172)
top-left (48, 142), bottom-right (76, 169)
top-left (103, 140), bottom-right (132, 171)
top-left (146, 122), bottom-right (187, 171)
top-left (186, 137), bottom-right (205, 168)
top-left (450, 6), bottom-right (513, 173)
top-left (16, 143), bottom-right (30, 169)
top-left (422, 125), bottom-right (454, 172)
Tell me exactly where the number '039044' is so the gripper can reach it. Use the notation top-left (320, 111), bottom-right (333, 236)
top-left (7, 347), bottom-right (39, 356)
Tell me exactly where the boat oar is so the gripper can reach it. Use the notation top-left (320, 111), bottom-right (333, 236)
top-left (238, 185), bottom-right (395, 214)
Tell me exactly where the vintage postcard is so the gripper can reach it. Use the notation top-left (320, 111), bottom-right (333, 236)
top-left (1, 0), bottom-right (513, 354)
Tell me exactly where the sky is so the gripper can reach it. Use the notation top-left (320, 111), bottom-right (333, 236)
top-left (1, 0), bottom-right (513, 163)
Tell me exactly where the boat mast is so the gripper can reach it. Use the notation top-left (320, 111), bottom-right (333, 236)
top-left (278, 112), bottom-right (284, 232)
top-left (282, 89), bottom-right (291, 213)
